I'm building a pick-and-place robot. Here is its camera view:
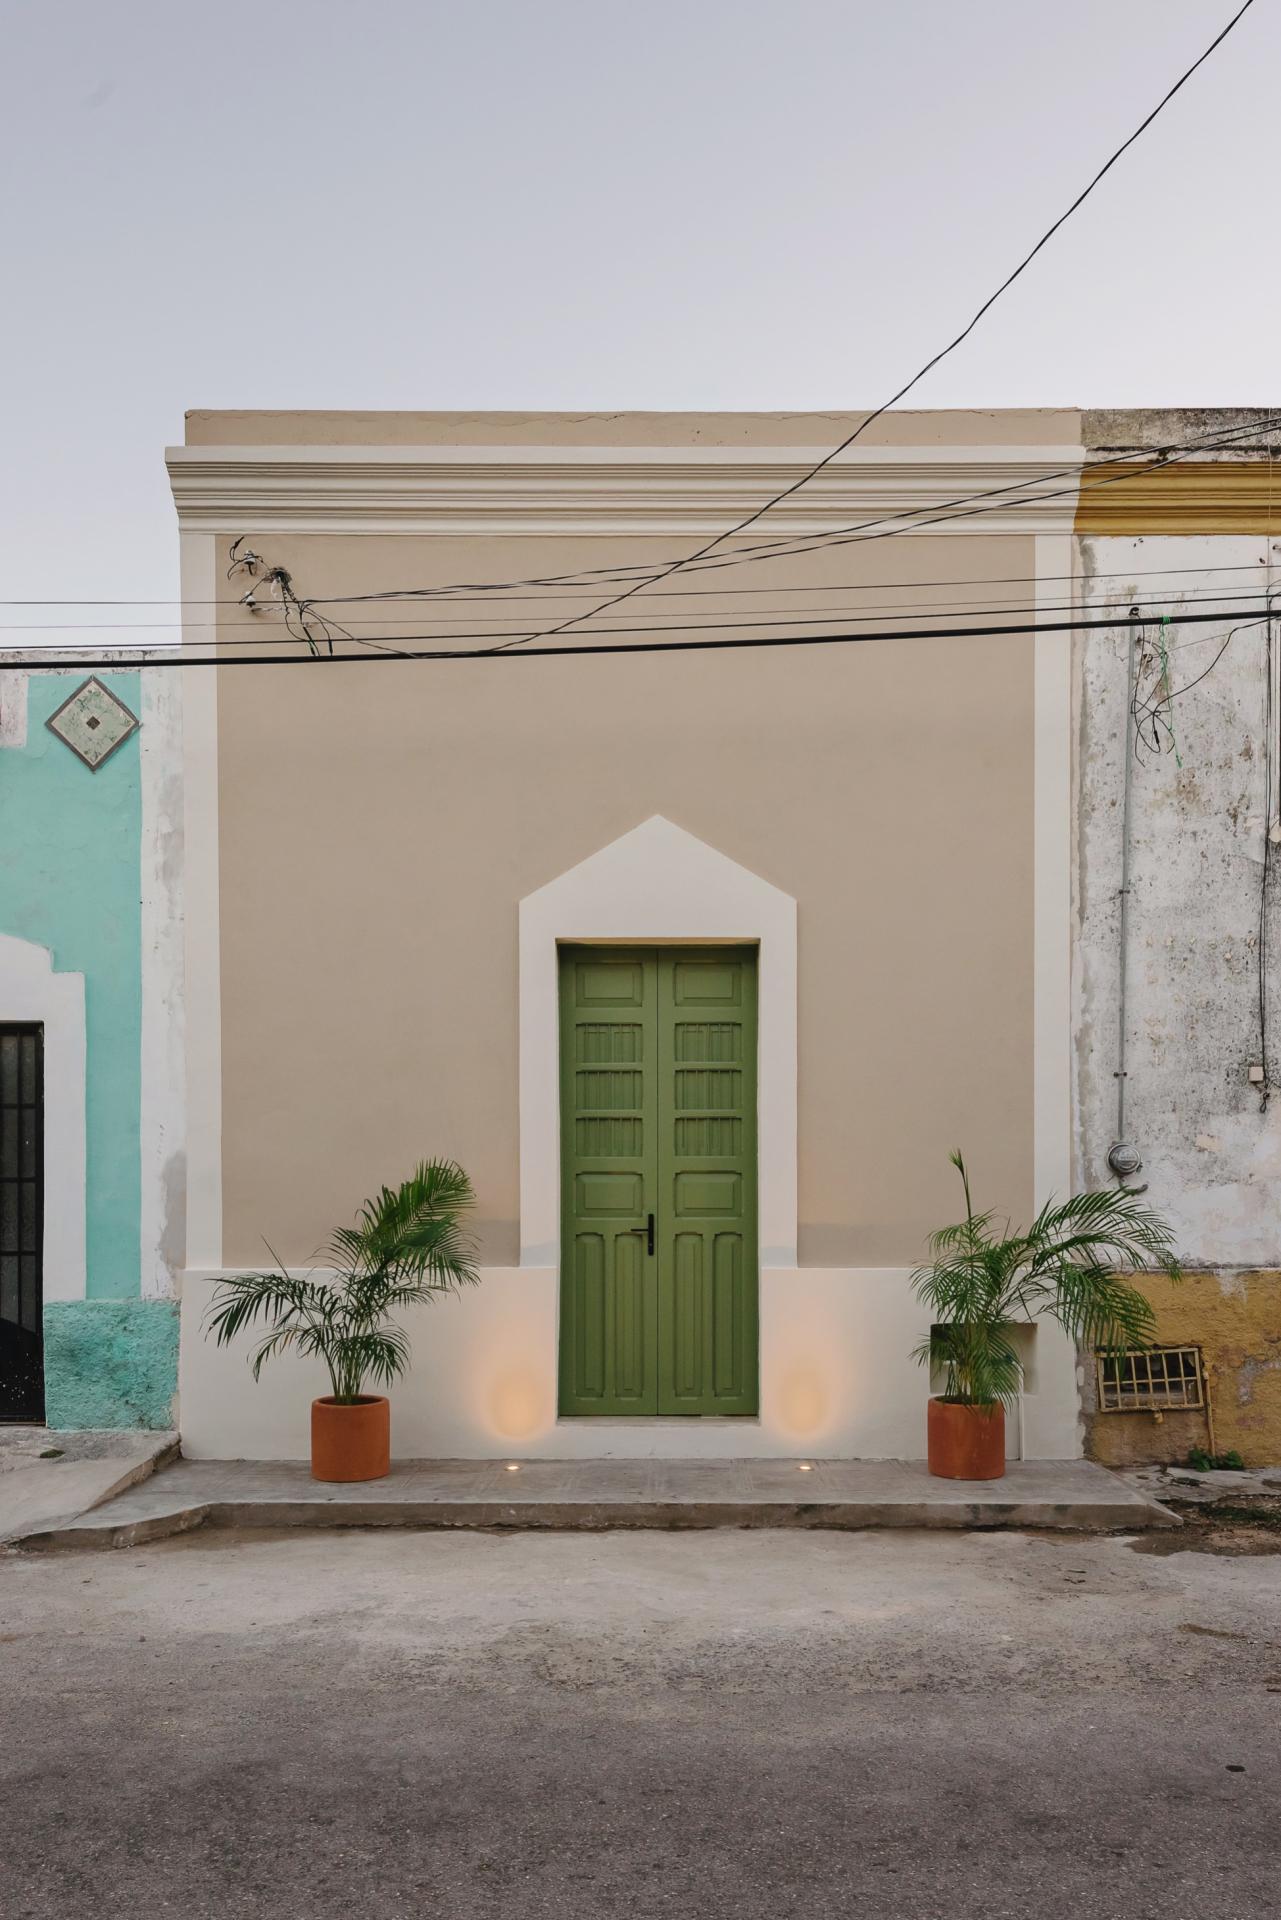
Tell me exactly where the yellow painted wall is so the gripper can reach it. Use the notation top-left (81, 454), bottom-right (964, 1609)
top-left (1087, 1272), bottom-right (1281, 1468)
top-left (1073, 460), bottom-right (1281, 534)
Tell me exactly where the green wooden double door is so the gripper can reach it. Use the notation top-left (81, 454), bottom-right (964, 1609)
top-left (558, 945), bottom-right (759, 1417)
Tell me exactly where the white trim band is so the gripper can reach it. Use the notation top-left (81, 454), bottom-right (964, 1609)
top-left (166, 443), bottom-right (1086, 537)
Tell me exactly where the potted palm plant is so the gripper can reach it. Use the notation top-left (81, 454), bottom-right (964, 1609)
top-left (913, 1151), bottom-right (1179, 1480)
top-left (205, 1160), bottom-right (478, 1482)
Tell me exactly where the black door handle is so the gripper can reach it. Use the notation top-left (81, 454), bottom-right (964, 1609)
top-left (629, 1214), bottom-right (656, 1255)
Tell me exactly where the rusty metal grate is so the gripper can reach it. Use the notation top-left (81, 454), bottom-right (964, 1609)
top-left (1096, 1345), bottom-right (1204, 1413)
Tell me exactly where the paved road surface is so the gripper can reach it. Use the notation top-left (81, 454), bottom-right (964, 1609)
top-left (2, 1526), bottom-right (1278, 1917)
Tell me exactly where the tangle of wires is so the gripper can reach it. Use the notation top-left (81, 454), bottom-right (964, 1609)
top-left (1127, 606), bottom-right (1269, 767)
top-left (227, 537), bottom-right (390, 657)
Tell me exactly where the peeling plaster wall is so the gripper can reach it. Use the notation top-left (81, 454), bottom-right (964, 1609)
top-left (1076, 536), bottom-right (1281, 1255)
top-left (1076, 533), bottom-right (1281, 1462)
top-left (1086, 1271), bottom-right (1281, 1469)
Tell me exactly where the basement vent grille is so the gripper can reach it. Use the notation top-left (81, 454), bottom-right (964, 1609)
top-left (1096, 1346), bottom-right (1204, 1413)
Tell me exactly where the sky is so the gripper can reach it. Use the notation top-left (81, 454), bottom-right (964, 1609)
top-left (1, 0), bottom-right (1277, 636)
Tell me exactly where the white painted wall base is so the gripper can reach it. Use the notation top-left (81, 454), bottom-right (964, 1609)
top-left (178, 1267), bottom-right (1082, 1461)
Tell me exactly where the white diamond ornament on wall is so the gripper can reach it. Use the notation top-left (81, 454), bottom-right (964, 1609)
top-left (45, 677), bottom-right (140, 771)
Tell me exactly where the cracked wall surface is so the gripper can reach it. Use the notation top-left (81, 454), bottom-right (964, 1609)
top-left (1086, 1270), bottom-right (1281, 1468)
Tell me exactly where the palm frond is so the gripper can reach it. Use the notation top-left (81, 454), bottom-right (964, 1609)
top-left (1027, 1187), bottom-right (1179, 1273)
top-left (911, 1153), bottom-right (1180, 1407)
top-left (203, 1270), bottom-right (330, 1347)
top-left (1046, 1263), bottom-right (1158, 1352)
top-left (204, 1159), bottom-right (480, 1401)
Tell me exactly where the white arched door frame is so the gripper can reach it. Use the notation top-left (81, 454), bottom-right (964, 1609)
top-left (518, 817), bottom-right (797, 1271)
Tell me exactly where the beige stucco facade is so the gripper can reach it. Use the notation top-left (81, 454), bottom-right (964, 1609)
top-left (215, 527), bottom-right (1040, 1270)
top-left (173, 408), bottom-right (1088, 1459)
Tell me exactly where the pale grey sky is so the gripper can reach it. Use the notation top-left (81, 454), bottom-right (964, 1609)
top-left (1, 0), bottom-right (1276, 633)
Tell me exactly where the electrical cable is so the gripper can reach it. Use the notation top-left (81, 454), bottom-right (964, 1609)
top-left (5, 579), bottom-right (1277, 643)
top-left (4, 419), bottom-right (1273, 637)
top-left (141, 411), bottom-right (1271, 654)
top-left (4, 554), bottom-right (1279, 611)
top-left (6, 600), bottom-right (1276, 673)
top-left (591, 417), bottom-right (1281, 591)
top-left (482, 1), bottom-right (1258, 653)
top-left (545, 414), bottom-right (1281, 587)
top-left (158, 412), bottom-right (1269, 633)
top-left (294, 413), bottom-right (1281, 616)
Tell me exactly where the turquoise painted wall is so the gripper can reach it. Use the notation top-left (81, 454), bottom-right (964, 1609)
top-left (0, 673), bottom-right (142, 1297)
top-left (1, 671), bottom-right (174, 1427)
top-left (44, 1298), bottom-right (178, 1430)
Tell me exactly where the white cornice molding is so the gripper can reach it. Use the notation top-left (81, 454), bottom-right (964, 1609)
top-left (165, 443), bottom-right (1085, 537)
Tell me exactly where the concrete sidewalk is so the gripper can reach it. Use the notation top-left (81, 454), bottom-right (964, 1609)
top-left (13, 1453), bottom-right (1176, 1548)
top-left (0, 1428), bottom-right (177, 1545)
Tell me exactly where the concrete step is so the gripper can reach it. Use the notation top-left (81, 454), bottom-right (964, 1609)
top-left (0, 1430), bottom-right (179, 1546)
top-left (14, 1456), bottom-right (1178, 1550)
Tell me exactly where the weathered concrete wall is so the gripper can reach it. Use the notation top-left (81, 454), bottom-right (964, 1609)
top-left (1076, 536), bottom-right (1281, 1255)
top-left (1076, 531), bottom-right (1281, 1463)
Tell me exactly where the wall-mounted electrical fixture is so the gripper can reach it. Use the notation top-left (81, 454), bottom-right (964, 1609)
top-left (1107, 1139), bottom-right (1143, 1181)
top-left (239, 565), bottom-right (293, 617)
top-left (226, 536), bottom-right (263, 580)
top-left (1248, 1062), bottom-right (1266, 1086)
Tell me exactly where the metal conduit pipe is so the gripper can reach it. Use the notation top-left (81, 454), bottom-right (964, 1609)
top-left (1108, 609), bottom-right (1143, 1186)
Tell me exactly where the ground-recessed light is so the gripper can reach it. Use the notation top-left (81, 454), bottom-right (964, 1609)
top-left (505, 1462), bottom-right (521, 1472)
top-left (797, 1461), bottom-right (814, 1472)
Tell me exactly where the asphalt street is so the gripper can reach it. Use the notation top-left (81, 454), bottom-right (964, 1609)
top-left (2, 1524), bottom-right (1278, 1918)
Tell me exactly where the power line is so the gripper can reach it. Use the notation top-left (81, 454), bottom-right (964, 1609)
top-left (5, 416), bottom-right (1265, 638)
top-left (3, 552), bottom-right (1276, 611)
top-left (5, 579), bottom-right (1274, 648)
top-left (627, 421), bottom-right (1281, 580)
top-left (3, 420), bottom-right (1273, 650)
top-left (286, 413), bottom-right (1281, 618)
top-left (484, 1), bottom-right (1258, 653)
top-left (106, 411), bottom-right (1262, 655)
top-left (291, 413), bottom-right (1278, 614)
top-left (6, 601), bottom-right (1273, 673)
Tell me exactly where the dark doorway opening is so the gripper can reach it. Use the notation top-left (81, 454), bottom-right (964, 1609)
top-left (1, 1025), bottom-right (44, 1422)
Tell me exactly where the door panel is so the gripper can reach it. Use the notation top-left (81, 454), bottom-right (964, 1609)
top-left (558, 950), bottom-right (658, 1414)
top-left (559, 947), bottom-right (759, 1418)
top-left (658, 952), bottom-right (758, 1415)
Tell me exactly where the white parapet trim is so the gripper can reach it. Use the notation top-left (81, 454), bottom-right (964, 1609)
top-left (165, 443), bottom-right (1087, 537)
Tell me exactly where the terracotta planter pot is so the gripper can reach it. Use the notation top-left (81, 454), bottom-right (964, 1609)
top-left (311, 1395), bottom-right (391, 1483)
top-left (927, 1397), bottom-right (1006, 1481)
